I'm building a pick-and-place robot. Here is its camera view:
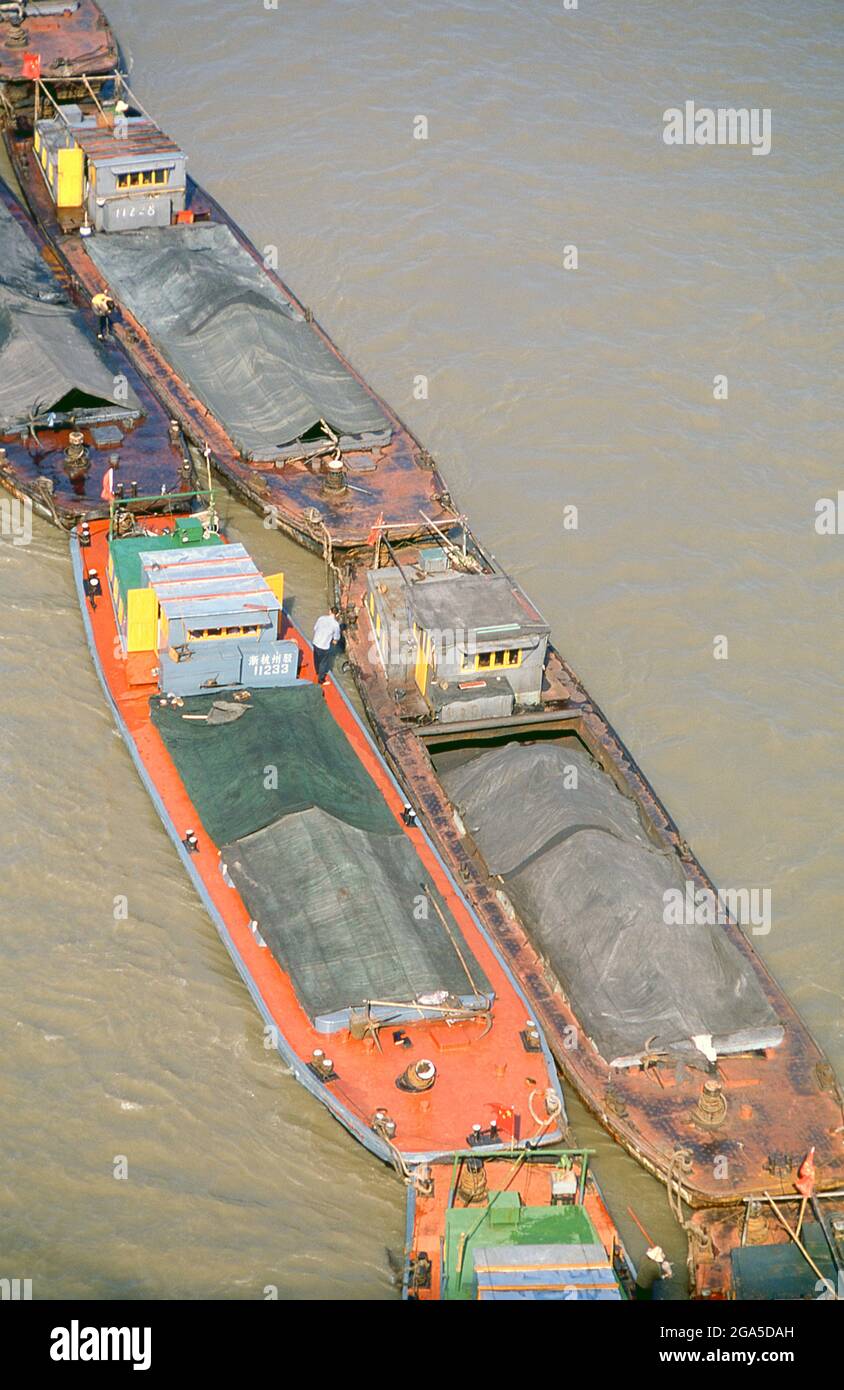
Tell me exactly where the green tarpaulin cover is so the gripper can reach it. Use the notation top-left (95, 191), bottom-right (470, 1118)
top-left (151, 683), bottom-right (397, 843)
top-left (222, 806), bottom-right (488, 1023)
top-left (152, 684), bottom-right (489, 1022)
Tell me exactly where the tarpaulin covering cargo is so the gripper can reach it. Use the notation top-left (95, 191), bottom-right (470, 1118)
top-left (222, 808), bottom-right (489, 1028)
top-left (85, 223), bottom-right (393, 459)
top-left (0, 197), bottom-right (64, 303)
top-left (0, 199), bottom-right (141, 430)
top-left (443, 742), bottom-right (782, 1067)
top-left (151, 685), bottom-right (489, 1027)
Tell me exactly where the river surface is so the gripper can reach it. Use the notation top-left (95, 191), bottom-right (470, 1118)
top-left (1, 0), bottom-right (841, 1299)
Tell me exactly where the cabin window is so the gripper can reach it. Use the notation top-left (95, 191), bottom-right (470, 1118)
top-left (187, 624), bottom-right (262, 642)
top-left (117, 168), bottom-right (170, 189)
top-left (461, 647), bottom-right (523, 673)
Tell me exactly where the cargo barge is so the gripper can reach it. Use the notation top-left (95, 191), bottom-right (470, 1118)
top-left (0, 176), bottom-right (190, 523)
top-left (333, 524), bottom-right (844, 1227)
top-left (6, 75), bottom-right (457, 555)
top-left (8, 27), bottom-right (838, 1299)
top-left (70, 506), bottom-right (568, 1174)
top-left (688, 1188), bottom-right (844, 1300)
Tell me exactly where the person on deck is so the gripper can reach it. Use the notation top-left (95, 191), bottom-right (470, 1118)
top-left (92, 291), bottom-right (116, 341)
top-left (100, 454), bottom-right (119, 502)
top-left (312, 607), bottom-right (341, 686)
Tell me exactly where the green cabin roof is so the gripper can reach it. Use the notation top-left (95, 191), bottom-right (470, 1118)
top-left (443, 1195), bottom-right (620, 1300)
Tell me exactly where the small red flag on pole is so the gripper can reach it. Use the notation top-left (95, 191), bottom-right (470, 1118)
top-left (794, 1147), bottom-right (816, 1239)
top-left (100, 466), bottom-right (116, 502)
top-left (22, 52), bottom-right (42, 81)
top-left (795, 1147), bottom-right (816, 1198)
top-left (486, 1103), bottom-right (515, 1136)
top-left (366, 511), bottom-right (384, 548)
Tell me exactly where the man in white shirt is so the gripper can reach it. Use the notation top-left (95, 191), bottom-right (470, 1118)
top-left (312, 607), bottom-right (341, 685)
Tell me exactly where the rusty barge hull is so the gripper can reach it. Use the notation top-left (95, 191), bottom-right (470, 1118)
top-left (687, 1196), bottom-right (844, 1299)
top-left (5, 125), bottom-right (455, 555)
top-left (0, 2), bottom-right (116, 88)
top-left (338, 551), bottom-right (844, 1210)
top-left (0, 180), bottom-right (191, 524)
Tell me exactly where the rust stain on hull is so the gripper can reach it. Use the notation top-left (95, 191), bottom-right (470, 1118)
top-left (687, 1196), bottom-right (844, 1298)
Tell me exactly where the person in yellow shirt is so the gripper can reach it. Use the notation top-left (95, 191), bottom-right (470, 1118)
top-left (91, 290), bottom-right (116, 341)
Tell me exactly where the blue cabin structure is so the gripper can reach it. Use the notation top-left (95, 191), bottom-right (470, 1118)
top-left (106, 522), bottom-right (298, 696)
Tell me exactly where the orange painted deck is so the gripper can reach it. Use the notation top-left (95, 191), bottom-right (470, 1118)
top-left (73, 515), bottom-right (565, 1166)
top-left (406, 1153), bottom-right (633, 1301)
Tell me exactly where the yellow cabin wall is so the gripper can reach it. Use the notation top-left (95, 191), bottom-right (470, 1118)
top-left (56, 146), bottom-right (84, 208)
top-left (126, 587), bottom-right (158, 653)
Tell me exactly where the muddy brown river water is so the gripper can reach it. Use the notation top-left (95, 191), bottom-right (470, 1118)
top-left (1, 0), bottom-right (841, 1298)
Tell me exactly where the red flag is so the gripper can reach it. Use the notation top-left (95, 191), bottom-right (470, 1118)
top-left (795, 1147), bottom-right (816, 1197)
top-left (100, 466), bottom-right (115, 501)
top-left (366, 511), bottom-right (384, 547)
top-left (486, 1103), bottom-right (515, 1135)
top-left (22, 52), bottom-right (41, 81)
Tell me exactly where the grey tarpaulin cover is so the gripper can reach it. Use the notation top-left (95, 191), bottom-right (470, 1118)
top-left (0, 196), bottom-right (64, 303)
top-left (85, 223), bottom-right (392, 458)
top-left (0, 199), bottom-right (141, 429)
top-left (223, 807), bottom-right (490, 1030)
top-left (444, 743), bottom-right (781, 1066)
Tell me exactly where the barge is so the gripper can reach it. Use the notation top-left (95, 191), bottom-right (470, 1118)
top-left (688, 1189), bottom-right (844, 1300)
top-left (0, 2), bottom-right (116, 112)
top-left (0, 176), bottom-right (190, 524)
top-left (334, 524), bottom-right (844, 1223)
top-left (404, 1148), bottom-right (636, 1301)
top-left (6, 75), bottom-right (458, 555)
top-left (70, 506), bottom-right (568, 1174)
